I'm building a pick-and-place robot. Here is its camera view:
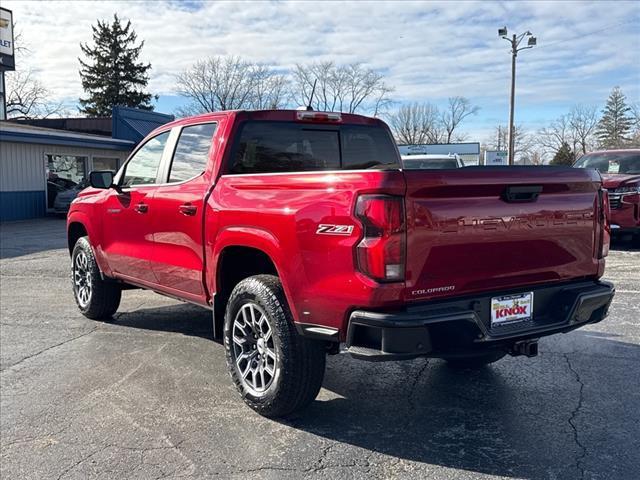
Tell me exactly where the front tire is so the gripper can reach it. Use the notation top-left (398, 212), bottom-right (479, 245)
top-left (224, 275), bottom-right (326, 418)
top-left (71, 236), bottom-right (121, 320)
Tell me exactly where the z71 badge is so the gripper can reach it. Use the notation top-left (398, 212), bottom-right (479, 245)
top-left (316, 224), bottom-right (354, 236)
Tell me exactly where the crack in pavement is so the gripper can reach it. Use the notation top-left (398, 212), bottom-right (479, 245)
top-left (1, 425), bottom-right (71, 449)
top-left (0, 327), bottom-right (98, 372)
top-left (564, 353), bottom-right (587, 480)
top-left (408, 358), bottom-right (430, 411)
top-left (53, 441), bottom-right (190, 480)
top-left (541, 350), bottom-right (640, 361)
top-left (309, 442), bottom-right (339, 472)
top-left (56, 448), bottom-right (102, 480)
top-left (230, 442), bottom-right (362, 475)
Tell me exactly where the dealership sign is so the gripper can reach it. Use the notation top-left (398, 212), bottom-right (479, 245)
top-left (0, 7), bottom-right (15, 71)
top-left (485, 150), bottom-right (508, 166)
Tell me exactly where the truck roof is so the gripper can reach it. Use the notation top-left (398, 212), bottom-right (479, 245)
top-left (150, 109), bottom-right (386, 138)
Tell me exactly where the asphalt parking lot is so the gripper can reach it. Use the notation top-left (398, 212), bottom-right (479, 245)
top-left (1, 218), bottom-right (639, 480)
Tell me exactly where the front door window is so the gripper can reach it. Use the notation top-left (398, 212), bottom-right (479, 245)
top-left (121, 132), bottom-right (170, 187)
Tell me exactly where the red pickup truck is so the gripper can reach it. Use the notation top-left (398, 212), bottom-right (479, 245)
top-left (67, 109), bottom-right (615, 417)
top-left (574, 149), bottom-right (640, 244)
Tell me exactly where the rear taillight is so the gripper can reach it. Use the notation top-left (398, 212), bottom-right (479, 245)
top-left (355, 195), bottom-right (406, 282)
top-left (598, 188), bottom-right (610, 258)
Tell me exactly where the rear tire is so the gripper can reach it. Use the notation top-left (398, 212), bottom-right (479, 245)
top-left (444, 351), bottom-right (506, 370)
top-left (224, 275), bottom-right (326, 418)
top-left (71, 236), bottom-right (121, 320)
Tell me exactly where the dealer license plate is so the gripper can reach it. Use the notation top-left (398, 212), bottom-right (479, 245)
top-left (491, 292), bottom-right (533, 325)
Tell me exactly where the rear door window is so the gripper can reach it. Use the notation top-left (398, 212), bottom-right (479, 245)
top-left (229, 122), bottom-right (399, 174)
top-left (168, 123), bottom-right (217, 183)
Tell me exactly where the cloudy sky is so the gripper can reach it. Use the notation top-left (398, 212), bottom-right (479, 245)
top-left (4, 0), bottom-right (640, 140)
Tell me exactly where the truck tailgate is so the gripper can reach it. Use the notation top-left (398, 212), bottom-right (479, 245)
top-left (403, 166), bottom-right (602, 302)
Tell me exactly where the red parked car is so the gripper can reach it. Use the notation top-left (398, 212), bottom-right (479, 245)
top-left (574, 149), bottom-right (640, 243)
top-left (67, 110), bottom-right (614, 417)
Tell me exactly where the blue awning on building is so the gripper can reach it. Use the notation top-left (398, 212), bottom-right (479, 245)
top-left (112, 106), bottom-right (174, 144)
top-left (0, 122), bottom-right (134, 150)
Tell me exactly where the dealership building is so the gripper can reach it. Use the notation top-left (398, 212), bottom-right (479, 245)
top-left (0, 107), bottom-right (173, 221)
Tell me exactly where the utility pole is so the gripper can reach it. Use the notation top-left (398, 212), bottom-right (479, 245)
top-left (508, 35), bottom-right (517, 165)
top-left (498, 27), bottom-right (537, 165)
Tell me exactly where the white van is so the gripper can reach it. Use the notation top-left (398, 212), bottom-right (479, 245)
top-left (400, 153), bottom-right (465, 169)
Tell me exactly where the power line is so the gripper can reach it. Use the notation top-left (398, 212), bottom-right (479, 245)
top-left (535, 19), bottom-right (639, 50)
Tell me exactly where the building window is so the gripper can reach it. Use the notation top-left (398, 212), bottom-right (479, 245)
top-left (92, 157), bottom-right (120, 173)
top-left (46, 154), bottom-right (88, 209)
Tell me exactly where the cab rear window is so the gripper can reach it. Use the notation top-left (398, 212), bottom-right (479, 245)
top-left (228, 121), bottom-right (399, 174)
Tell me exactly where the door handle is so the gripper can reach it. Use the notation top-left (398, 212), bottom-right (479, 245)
top-left (134, 203), bottom-right (149, 214)
top-left (179, 203), bottom-right (197, 216)
top-left (502, 185), bottom-right (543, 203)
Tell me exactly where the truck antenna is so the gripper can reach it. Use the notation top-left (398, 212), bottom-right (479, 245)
top-left (306, 79), bottom-right (317, 111)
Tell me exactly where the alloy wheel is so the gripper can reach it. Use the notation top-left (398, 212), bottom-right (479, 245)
top-left (232, 302), bottom-right (278, 396)
top-left (73, 251), bottom-right (92, 308)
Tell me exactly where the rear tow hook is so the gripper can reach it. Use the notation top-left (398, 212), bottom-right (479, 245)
top-left (509, 340), bottom-right (539, 358)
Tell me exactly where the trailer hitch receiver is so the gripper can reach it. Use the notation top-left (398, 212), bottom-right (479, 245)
top-left (510, 340), bottom-right (539, 357)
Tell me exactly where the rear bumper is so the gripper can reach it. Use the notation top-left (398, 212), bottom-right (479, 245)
top-left (345, 280), bottom-right (615, 361)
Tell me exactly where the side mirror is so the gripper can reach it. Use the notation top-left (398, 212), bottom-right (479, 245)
top-left (89, 170), bottom-right (115, 189)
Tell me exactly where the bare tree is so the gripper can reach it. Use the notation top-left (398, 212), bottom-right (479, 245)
top-left (344, 63), bottom-right (392, 114)
top-left (538, 114), bottom-right (575, 157)
top-left (175, 56), bottom-right (289, 115)
top-left (488, 124), bottom-right (534, 162)
top-left (6, 69), bottom-right (65, 119)
top-left (388, 97), bottom-right (478, 146)
top-left (5, 31), bottom-right (65, 119)
top-left (631, 102), bottom-right (640, 129)
top-left (440, 96), bottom-right (479, 143)
top-left (292, 62), bottom-right (392, 115)
top-left (371, 83), bottom-right (394, 117)
top-left (292, 61), bottom-right (338, 111)
top-left (569, 105), bottom-right (599, 155)
top-left (387, 102), bottom-right (441, 144)
top-left (176, 56), bottom-right (253, 112)
top-left (538, 105), bottom-right (599, 160)
top-left (629, 102), bottom-right (640, 147)
top-left (251, 66), bottom-right (289, 110)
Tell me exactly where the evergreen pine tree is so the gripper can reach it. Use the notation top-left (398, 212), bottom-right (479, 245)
top-left (595, 87), bottom-right (632, 148)
top-left (550, 142), bottom-right (576, 166)
top-left (79, 14), bottom-right (155, 116)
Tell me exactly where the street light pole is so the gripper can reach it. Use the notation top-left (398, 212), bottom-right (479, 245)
top-left (499, 27), bottom-right (537, 165)
top-left (508, 35), bottom-right (517, 166)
